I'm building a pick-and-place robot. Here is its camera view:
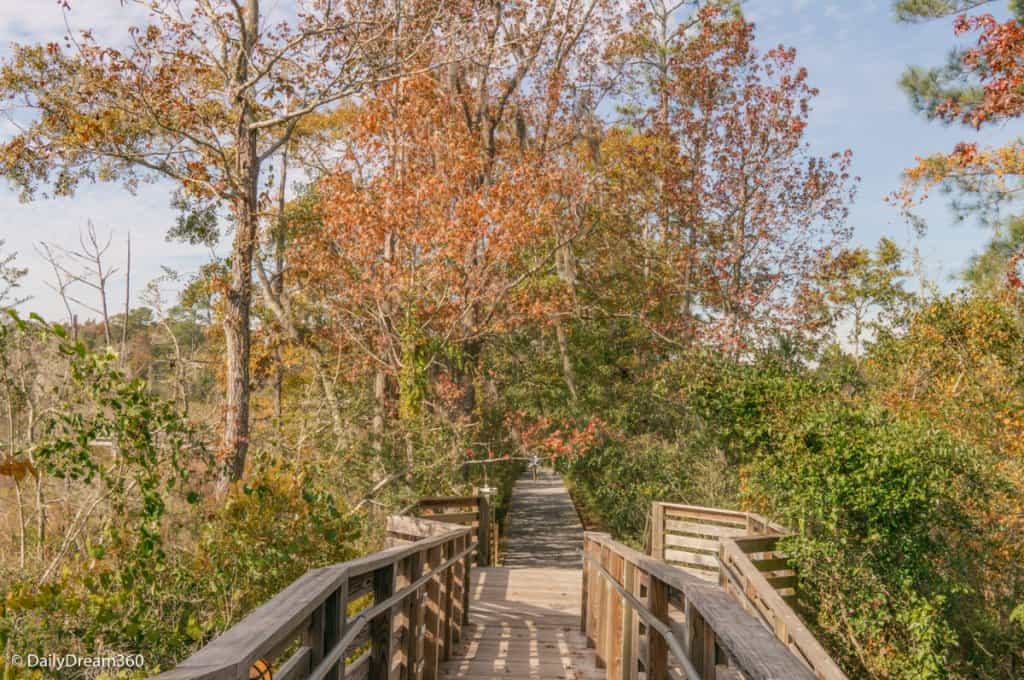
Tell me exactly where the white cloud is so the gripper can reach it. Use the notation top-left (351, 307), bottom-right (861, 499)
top-left (0, 1), bottom-right (225, 320)
top-left (0, 0), bottom-right (152, 48)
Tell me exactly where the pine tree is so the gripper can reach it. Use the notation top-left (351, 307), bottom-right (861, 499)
top-left (894, 1), bottom-right (1024, 119)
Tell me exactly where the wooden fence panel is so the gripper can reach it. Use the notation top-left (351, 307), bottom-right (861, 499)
top-left (583, 531), bottom-right (816, 680)
top-left (152, 502), bottom-right (475, 680)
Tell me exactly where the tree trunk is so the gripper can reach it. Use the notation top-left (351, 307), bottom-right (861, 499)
top-left (34, 475), bottom-right (45, 562)
top-left (220, 0), bottom-right (260, 488)
top-left (13, 476), bottom-right (26, 569)
top-left (372, 368), bottom-right (388, 444)
top-left (554, 318), bottom-right (578, 402)
top-left (221, 184), bottom-right (257, 485)
top-left (273, 151), bottom-right (288, 430)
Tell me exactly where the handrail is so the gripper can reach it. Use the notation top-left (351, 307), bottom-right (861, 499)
top-left (154, 505), bottom-right (476, 680)
top-left (583, 532), bottom-right (815, 680)
top-left (585, 549), bottom-right (703, 680)
top-left (650, 501), bottom-right (848, 680)
top-left (719, 536), bottom-right (847, 680)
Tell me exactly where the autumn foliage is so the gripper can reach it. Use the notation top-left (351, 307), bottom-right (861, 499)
top-left (0, 1), bottom-right (1022, 679)
top-left (599, 9), bottom-right (855, 350)
top-left (294, 76), bottom-right (586, 406)
top-left (897, 7), bottom-right (1024, 286)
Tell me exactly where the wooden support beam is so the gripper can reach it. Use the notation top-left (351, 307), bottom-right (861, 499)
top-left (304, 601), bottom-right (326, 669)
top-left (596, 544), bottom-right (611, 667)
top-left (651, 503), bottom-right (666, 560)
top-left (422, 544), bottom-right (443, 680)
top-left (585, 532), bottom-right (593, 639)
top-left (325, 582), bottom-right (345, 680)
top-left (389, 554), bottom-right (412, 680)
top-left (450, 534), bottom-right (464, 644)
top-left (647, 574), bottom-right (669, 680)
top-left (461, 539), bottom-right (472, 626)
top-left (621, 560), bottom-right (639, 680)
top-left (405, 550), bottom-right (424, 680)
top-left (476, 495), bottom-right (491, 566)
top-left (685, 599), bottom-right (716, 679)
top-left (369, 564), bottom-right (396, 680)
top-left (439, 540), bottom-right (452, 661)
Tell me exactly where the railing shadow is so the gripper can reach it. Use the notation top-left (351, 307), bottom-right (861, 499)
top-left (444, 566), bottom-right (598, 679)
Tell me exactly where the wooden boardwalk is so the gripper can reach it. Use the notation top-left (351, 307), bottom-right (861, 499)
top-left (441, 469), bottom-right (600, 680)
top-left (501, 469), bottom-right (584, 569)
top-left (156, 471), bottom-right (841, 680)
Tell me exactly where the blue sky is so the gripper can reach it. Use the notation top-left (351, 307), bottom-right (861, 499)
top-left (744, 0), bottom-right (1019, 284)
top-left (0, 0), bottom-right (1019, 320)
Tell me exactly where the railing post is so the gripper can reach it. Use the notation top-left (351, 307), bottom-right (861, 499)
top-left (647, 576), bottom-right (669, 680)
top-left (325, 582), bottom-right (345, 680)
top-left (440, 540), bottom-right (453, 661)
top-left (305, 601), bottom-right (325, 669)
top-left (450, 534), bottom-right (464, 644)
top-left (390, 554), bottom-right (414, 680)
top-left (476, 494), bottom-right (491, 566)
top-left (409, 548), bottom-right (425, 680)
top-left (581, 536), bottom-right (590, 634)
top-left (605, 550), bottom-right (625, 678)
top-left (621, 560), bottom-right (638, 680)
top-left (596, 545), bottom-right (610, 666)
top-left (586, 539), bottom-right (602, 649)
top-left (423, 544), bottom-right (443, 680)
top-left (650, 503), bottom-right (665, 560)
top-left (462, 535), bottom-right (472, 625)
top-left (685, 599), bottom-right (716, 679)
top-left (405, 551), bottom-right (424, 680)
top-left (370, 563), bottom-right (396, 680)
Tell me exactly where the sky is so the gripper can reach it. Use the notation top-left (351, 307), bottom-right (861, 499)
top-left (0, 0), bottom-right (1019, 320)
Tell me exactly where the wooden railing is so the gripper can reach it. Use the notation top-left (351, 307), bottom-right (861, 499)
top-left (649, 502), bottom-right (847, 680)
top-left (414, 494), bottom-right (495, 566)
top-left (719, 536), bottom-right (846, 679)
top-left (153, 510), bottom-right (475, 680)
top-left (583, 532), bottom-right (816, 680)
top-left (649, 502), bottom-right (785, 582)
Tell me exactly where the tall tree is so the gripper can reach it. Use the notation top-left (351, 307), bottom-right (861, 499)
top-left (602, 7), bottom-right (855, 351)
top-left (820, 238), bottom-right (913, 361)
top-left (292, 0), bottom-right (615, 446)
top-left (0, 0), bottom-right (427, 484)
top-left (895, 0), bottom-right (1024, 137)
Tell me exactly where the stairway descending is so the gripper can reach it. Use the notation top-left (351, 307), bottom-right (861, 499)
top-left (441, 469), bottom-right (601, 680)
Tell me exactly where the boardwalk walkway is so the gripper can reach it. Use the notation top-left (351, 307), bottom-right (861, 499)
top-left (441, 469), bottom-right (600, 680)
top-left (502, 468), bottom-right (584, 569)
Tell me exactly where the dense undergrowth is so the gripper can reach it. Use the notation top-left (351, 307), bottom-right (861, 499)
top-left (542, 299), bottom-right (1024, 679)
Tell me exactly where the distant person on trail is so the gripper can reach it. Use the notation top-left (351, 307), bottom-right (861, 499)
top-left (529, 454), bottom-right (541, 480)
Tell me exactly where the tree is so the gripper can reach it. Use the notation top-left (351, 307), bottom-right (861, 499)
top-left (820, 238), bottom-right (913, 361)
top-left (962, 216), bottom-right (1024, 291)
top-left (297, 74), bottom-right (586, 421)
top-left (293, 0), bottom-right (613, 452)
top-left (0, 0), bottom-right (426, 485)
top-left (895, 1), bottom-right (1024, 117)
top-left (602, 8), bottom-right (855, 351)
top-left (0, 240), bottom-right (27, 310)
top-left (894, 0), bottom-right (1024, 286)
top-left (863, 292), bottom-right (1024, 677)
